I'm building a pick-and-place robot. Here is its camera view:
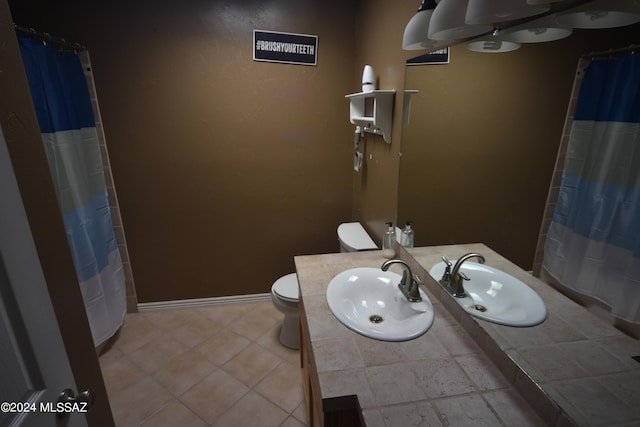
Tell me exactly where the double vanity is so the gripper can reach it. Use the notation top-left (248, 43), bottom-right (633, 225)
top-left (295, 244), bottom-right (640, 426)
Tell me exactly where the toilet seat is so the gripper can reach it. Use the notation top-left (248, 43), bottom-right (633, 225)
top-left (338, 222), bottom-right (378, 251)
top-left (272, 273), bottom-right (299, 303)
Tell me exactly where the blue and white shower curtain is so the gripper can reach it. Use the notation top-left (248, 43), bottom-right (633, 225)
top-left (19, 37), bottom-right (125, 346)
top-left (544, 53), bottom-right (640, 324)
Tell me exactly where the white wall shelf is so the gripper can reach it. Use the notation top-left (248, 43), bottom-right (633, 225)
top-left (346, 90), bottom-right (396, 144)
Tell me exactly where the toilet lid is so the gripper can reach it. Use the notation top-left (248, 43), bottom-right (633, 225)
top-left (338, 222), bottom-right (378, 251)
top-left (273, 273), bottom-right (299, 302)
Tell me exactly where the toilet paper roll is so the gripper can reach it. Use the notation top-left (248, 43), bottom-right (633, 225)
top-left (354, 151), bottom-right (363, 172)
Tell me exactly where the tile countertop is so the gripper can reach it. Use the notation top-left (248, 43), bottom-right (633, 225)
top-left (294, 244), bottom-right (640, 427)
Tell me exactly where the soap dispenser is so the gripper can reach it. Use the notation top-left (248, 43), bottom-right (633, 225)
top-left (382, 222), bottom-right (396, 259)
top-left (401, 221), bottom-right (414, 249)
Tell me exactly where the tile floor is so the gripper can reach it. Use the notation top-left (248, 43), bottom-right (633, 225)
top-left (99, 301), bottom-right (307, 426)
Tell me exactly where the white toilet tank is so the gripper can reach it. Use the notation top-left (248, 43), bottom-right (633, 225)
top-left (338, 222), bottom-right (378, 252)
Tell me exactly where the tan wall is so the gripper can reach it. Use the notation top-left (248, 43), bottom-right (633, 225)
top-left (352, 0), bottom-right (420, 242)
top-left (10, 0), bottom-right (357, 302)
top-left (354, 1), bottom-right (639, 269)
top-left (11, 0), bottom-right (640, 300)
top-left (397, 26), bottom-right (640, 269)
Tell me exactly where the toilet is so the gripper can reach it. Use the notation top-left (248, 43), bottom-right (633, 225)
top-left (271, 273), bottom-right (300, 349)
top-left (271, 223), bottom-right (377, 349)
top-left (338, 222), bottom-right (378, 252)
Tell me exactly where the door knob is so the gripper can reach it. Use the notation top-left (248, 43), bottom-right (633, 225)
top-left (57, 388), bottom-right (95, 416)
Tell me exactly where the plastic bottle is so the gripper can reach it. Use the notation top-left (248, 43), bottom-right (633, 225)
top-left (382, 222), bottom-right (396, 259)
top-left (362, 65), bottom-right (376, 92)
top-left (401, 221), bottom-right (414, 249)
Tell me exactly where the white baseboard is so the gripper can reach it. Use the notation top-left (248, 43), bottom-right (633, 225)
top-left (137, 293), bottom-right (271, 312)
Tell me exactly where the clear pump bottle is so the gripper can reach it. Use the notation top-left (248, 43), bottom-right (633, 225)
top-left (382, 222), bottom-right (396, 258)
top-left (401, 221), bottom-right (414, 249)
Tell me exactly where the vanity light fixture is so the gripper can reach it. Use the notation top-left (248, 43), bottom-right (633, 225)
top-left (465, 0), bottom-right (550, 25)
top-left (555, 0), bottom-right (640, 29)
top-left (428, 0), bottom-right (492, 41)
top-left (465, 28), bottom-right (521, 53)
top-left (502, 15), bottom-right (573, 43)
top-left (402, 0), bottom-right (451, 50)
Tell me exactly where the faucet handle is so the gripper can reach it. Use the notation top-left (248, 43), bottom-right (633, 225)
top-left (441, 256), bottom-right (452, 283)
top-left (458, 271), bottom-right (470, 281)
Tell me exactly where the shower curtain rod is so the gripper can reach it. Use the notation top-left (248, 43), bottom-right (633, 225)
top-left (14, 24), bottom-right (86, 52)
top-left (582, 44), bottom-right (639, 59)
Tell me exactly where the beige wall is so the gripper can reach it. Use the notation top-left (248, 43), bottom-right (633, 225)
top-left (10, 0), bottom-right (640, 301)
top-left (396, 26), bottom-right (640, 269)
top-left (353, 1), bottom-right (639, 269)
top-left (352, 0), bottom-right (419, 242)
top-left (10, 0), bottom-right (358, 302)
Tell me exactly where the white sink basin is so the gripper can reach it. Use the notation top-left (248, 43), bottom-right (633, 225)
top-left (326, 268), bottom-right (435, 341)
top-left (429, 261), bottom-right (547, 327)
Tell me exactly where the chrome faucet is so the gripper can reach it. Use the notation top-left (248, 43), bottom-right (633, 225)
top-left (381, 259), bottom-right (423, 302)
top-left (439, 253), bottom-right (485, 298)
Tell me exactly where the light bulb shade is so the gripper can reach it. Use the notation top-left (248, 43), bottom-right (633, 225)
top-left (428, 0), bottom-right (492, 41)
top-left (465, 0), bottom-right (550, 25)
top-left (465, 37), bottom-right (521, 53)
top-left (555, 0), bottom-right (640, 29)
top-left (504, 26), bottom-right (572, 43)
top-left (502, 16), bottom-right (572, 43)
top-left (403, 8), bottom-right (449, 49)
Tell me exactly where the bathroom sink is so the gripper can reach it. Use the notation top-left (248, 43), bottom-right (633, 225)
top-left (326, 268), bottom-right (435, 341)
top-left (429, 261), bottom-right (547, 327)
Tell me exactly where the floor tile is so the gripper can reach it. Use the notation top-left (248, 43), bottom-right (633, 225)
top-left (213, 391), bottom-right (289, 427)
top-left (138, 399), bottom-right (208, 427)
top-left (152, 348), bottom-right (217, 396)
top-left (114, 313), bottom-right (164, 355)
top-left (193, 327), bottom-right (251, 366)
top-left (127, 332), bottom-right (189, 374)
top-left (196, 303), bottom-right (255, 326)
top-left (256, 324), bottom-right (301, 364)
top-left (98, 344), bottom-right (124, 369)
top-left (109, 376), bottom-right (173, 426)
top-left (291, 401), bottom-right (308, 425)
top-left (142, 308), bottom-right (206, 332)
top-left (280, 416), bottom-right (306, 427)
top-left (100, 353), bottom-right (147, 396)
top-left (100, 303), bottom-right (308, 426)
top-left (180, 369), bottom-right (249, 424)
top-left (227, 307), bottom-right (281, 341)
top-left (166, 314), bottom-right (220, 348)
top-left (222, 342), bottom-right (282, 388)
top-left (254, 360), bottom-right (305, 413)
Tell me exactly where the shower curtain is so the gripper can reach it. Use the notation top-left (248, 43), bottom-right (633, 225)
top-left (544, 52), bottom-right (640, 324)
top-left (18, 37), bottom-right (125, 346)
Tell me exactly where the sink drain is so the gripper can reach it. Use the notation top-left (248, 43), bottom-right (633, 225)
top-left (474, 304), bottom-right (487, 312)
top-left (369, 314), bottom-right (384, 324)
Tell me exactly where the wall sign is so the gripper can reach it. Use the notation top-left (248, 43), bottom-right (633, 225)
top-left (254, 30), bottom-right (318, 66)
top-left (406, 47), bottom-right (450, 65)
